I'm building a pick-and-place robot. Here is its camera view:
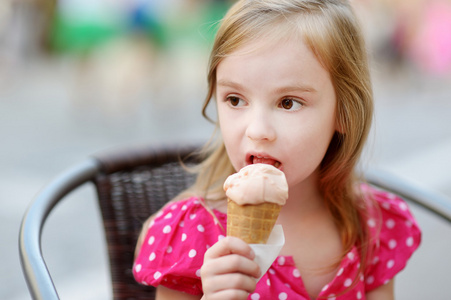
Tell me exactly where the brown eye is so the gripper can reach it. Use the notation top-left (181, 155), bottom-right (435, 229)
top-left (228, 96), bottom-right (242, 106)
top-left (281, 99), bottom-right (293, 109)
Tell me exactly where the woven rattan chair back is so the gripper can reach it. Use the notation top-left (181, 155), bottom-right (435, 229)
top-left (93, 144), bottom-right (200, 299)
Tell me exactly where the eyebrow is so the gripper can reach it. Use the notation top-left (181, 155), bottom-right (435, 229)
top-left (274, 85), bottom-right (317, 94)
top-left (216, 79), bottom-right (317, 94)
top-left (216, 79), bottom-right (245, 90)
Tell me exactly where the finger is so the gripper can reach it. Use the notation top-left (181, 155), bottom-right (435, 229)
top-left (205, 236), bottom-right (255, 260)
top-left (205, 273), bottom-right (258, 294)
top-left (202, 253), bottom-right (261, 279)
top-left (205, 289), bottom-right (250, 300)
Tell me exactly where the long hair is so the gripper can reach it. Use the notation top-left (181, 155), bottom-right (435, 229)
top-left (188, 0), bottom-right (374, 284)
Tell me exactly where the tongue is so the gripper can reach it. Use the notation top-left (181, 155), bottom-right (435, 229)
top-left (253, 156), bottom-right (278, 166)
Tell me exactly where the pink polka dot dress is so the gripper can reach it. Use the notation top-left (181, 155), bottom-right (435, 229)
top-left (133, 185), bottom-right (421, 299)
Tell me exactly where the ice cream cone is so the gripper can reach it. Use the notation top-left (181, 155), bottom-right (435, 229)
top-left (227, 199), bottom-right (282, 244)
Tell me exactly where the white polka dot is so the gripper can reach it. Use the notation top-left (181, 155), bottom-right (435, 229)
top-left (337, 267), bottom-right (344, 276)
top-left (381, 202), bottom-right (391, 210)
top-left (154, 271), bottom-right (161, 280)
top-left (328, 294), bottom-right (336, 300)
top-left (171, 204), bottom-right (177, 210)
top-left (279, 292), bottom-right (288, 300)
top-left (372, 256), bottom-right (379, 265)
top-left (190, 213), bottom-right (197, 220)
top-left (251, 293), bottom-right (260, 300)
top-left (149, 252), bottom-right (156, 261)
top-left (148, 220), bottom-right (155, 228)
top-left (189, 249), bottom-right (197, 258)
top-left (367, 218), bottom-right (376, 228)
top-left (135, 264), bottom-right (142, 273)
top-left (399, 202), bottom-right (408, 211)
top-left (347, 252), bottom-right (355, 261)
top-left (366, 276), bottom-right (375, 285)
top-left (293, 269), bottom-right (301, 278)
top-left (388, 239), bottom-right (397, 249)
top-left (387, 259), bottom-right (395, 269)
top-left (156, 211), bottom-right (164, 218)
top-left (251, 293), bottom-right (261, 300)
top-left (344, 278), bottom-right (352, 287)
top-left (163, 225), bottom-right (171, 234)
top-left (166, 246), bottom-right (173, 253)
top-left (266, 279), bottom-right (271, 286)
top-left (181, 205), bottom-right (187, 211)
top-left (269, 268), bottom-right (276, 275)
top-left (181, 233), bottom-right (187, 241)
top-left (405, 220), bottom-right (413, 227)
top-left (277, 256), bottom-right (286, 265)
top-left (164, 212), bottom-right (172, 219)
top-left (357, 291), bottom-right (362, 299)
top-left (321, 284), bottom-right (329, 292)
top-left (406, 236), bottom-right (414, 247)
top-left (218, 235), bottom-right (225, 240)
top-left (197, 224), bottom-right (205, 232)
top-left (387, 193), bottom-right (396, 200)
top-left (148, 236), bottom-right (155, 245)
top-left (195, 269), bottom-right (201, 277)
top-left (285, 283), bottom-right (291, 288)
top-left (386, 219), bottom-right (396, 229)
top-left (179, 220), bottom-right (185, 227)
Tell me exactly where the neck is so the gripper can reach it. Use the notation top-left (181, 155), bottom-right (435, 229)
top-left (279, 171), bottom-right (327, 222)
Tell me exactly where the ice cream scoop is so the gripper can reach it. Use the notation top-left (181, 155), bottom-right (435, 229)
top-left (224, 164), bottom-right (288, 244)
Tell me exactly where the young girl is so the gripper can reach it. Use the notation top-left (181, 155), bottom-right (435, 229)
top-left (133, 0), bottom-right (421, 299)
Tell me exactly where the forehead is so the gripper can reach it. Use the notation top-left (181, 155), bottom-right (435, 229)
top-left (216, 38), bottom-right (333, 97)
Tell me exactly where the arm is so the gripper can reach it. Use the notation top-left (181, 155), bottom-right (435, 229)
top-left (366, 279), bottom-right (395, 300)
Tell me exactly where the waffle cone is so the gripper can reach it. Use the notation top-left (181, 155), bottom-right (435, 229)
top-left (226, 199), bottom-right (281, 244)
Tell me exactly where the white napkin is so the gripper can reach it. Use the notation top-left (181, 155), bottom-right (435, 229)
top-left (249, 225), bottom-right (285, 281)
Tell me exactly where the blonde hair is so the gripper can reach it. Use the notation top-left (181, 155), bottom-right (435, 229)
top-left (188, 0), bottom-right (374, 285)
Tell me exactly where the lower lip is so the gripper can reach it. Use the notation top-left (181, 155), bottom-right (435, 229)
top-left (251, 156), bottom-right (282, 169)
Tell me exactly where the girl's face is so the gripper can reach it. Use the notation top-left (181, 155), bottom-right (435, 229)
top-left (215, 38), bottom-right (338, 194)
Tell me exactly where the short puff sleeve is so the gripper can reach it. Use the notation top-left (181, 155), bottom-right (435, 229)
top-left (363, 185), bottom-right (422, 292)
top-left (133, 197), bottom-right (226, 295)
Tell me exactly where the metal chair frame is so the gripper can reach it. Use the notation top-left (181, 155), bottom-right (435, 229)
top-left (19, 144), bottom-right (451, 300)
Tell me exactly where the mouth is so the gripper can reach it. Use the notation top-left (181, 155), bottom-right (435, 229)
top-left (247, 154), bottom-right (282, 169)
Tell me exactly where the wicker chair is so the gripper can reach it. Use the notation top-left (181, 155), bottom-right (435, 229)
top-left (19, 143), bottom-right (451, 300)
top-left (19, 143), bottom-right (201, 300)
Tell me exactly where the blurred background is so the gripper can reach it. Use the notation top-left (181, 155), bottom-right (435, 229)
top-left (1, 0), bottom-right (450, 299)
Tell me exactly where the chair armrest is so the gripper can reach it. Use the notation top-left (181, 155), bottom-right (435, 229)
top-left (19, 158), bottom-right (101, 300)
top-left (365, 168), bottom-right (451, 223)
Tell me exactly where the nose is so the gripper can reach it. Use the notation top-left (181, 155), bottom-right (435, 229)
top-left (245, 110), bottom-right (276, 142)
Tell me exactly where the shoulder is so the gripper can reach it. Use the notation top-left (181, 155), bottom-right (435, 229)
top-left (133, 197), bottom-right (227, 295)
top-left (362, 184), bottom-right (420, 231)
top-left (360, 184), bottom-right (422, 292)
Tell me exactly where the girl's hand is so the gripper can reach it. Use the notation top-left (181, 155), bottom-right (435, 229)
top-left (200, 236), bottom-right (261, 300)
